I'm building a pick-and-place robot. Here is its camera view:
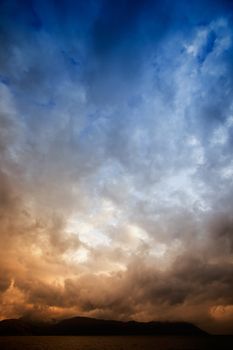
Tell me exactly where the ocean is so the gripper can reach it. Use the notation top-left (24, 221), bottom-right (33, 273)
top-left (0, 335), bottom-right (232, 350)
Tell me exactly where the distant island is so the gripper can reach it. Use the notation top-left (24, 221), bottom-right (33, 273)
top-left (0, 316), bottom-right (208, 336)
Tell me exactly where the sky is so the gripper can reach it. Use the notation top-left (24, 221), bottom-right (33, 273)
top-left (0, 0), bottom-right (233, 334)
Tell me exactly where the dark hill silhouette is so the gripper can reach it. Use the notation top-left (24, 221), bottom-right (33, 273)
top-left (0, 316), bottom-right (208, 336)
top-left (0, 319), bottom-right (34, 336)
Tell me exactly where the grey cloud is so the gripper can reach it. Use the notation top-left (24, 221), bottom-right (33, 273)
top-left (10, 252), bottom-right (233, 333)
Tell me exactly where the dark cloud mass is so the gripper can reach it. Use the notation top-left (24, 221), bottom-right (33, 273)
top-left (0, 0), bottom-right (233, 334)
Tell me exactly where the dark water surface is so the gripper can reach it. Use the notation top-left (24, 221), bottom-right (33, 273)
top-left (0, 336), bottom-right (232, 350)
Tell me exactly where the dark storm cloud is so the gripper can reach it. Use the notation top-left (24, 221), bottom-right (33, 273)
top-left (10, 253), bottom-right (233, 331)
top-left (207, 212), bottom-right (233, 254)
top-left (91, 0), bottom-right (145, 55)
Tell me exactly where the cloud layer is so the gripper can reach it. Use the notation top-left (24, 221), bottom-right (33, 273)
top-left (0, 0), bottom-right (233, 334)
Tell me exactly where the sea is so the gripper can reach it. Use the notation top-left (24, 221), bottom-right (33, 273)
top-left (0, 335), bottom-right (232, 350)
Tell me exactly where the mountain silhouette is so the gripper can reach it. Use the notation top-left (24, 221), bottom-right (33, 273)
top-left (0, 316), bottom-right (208, 336)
